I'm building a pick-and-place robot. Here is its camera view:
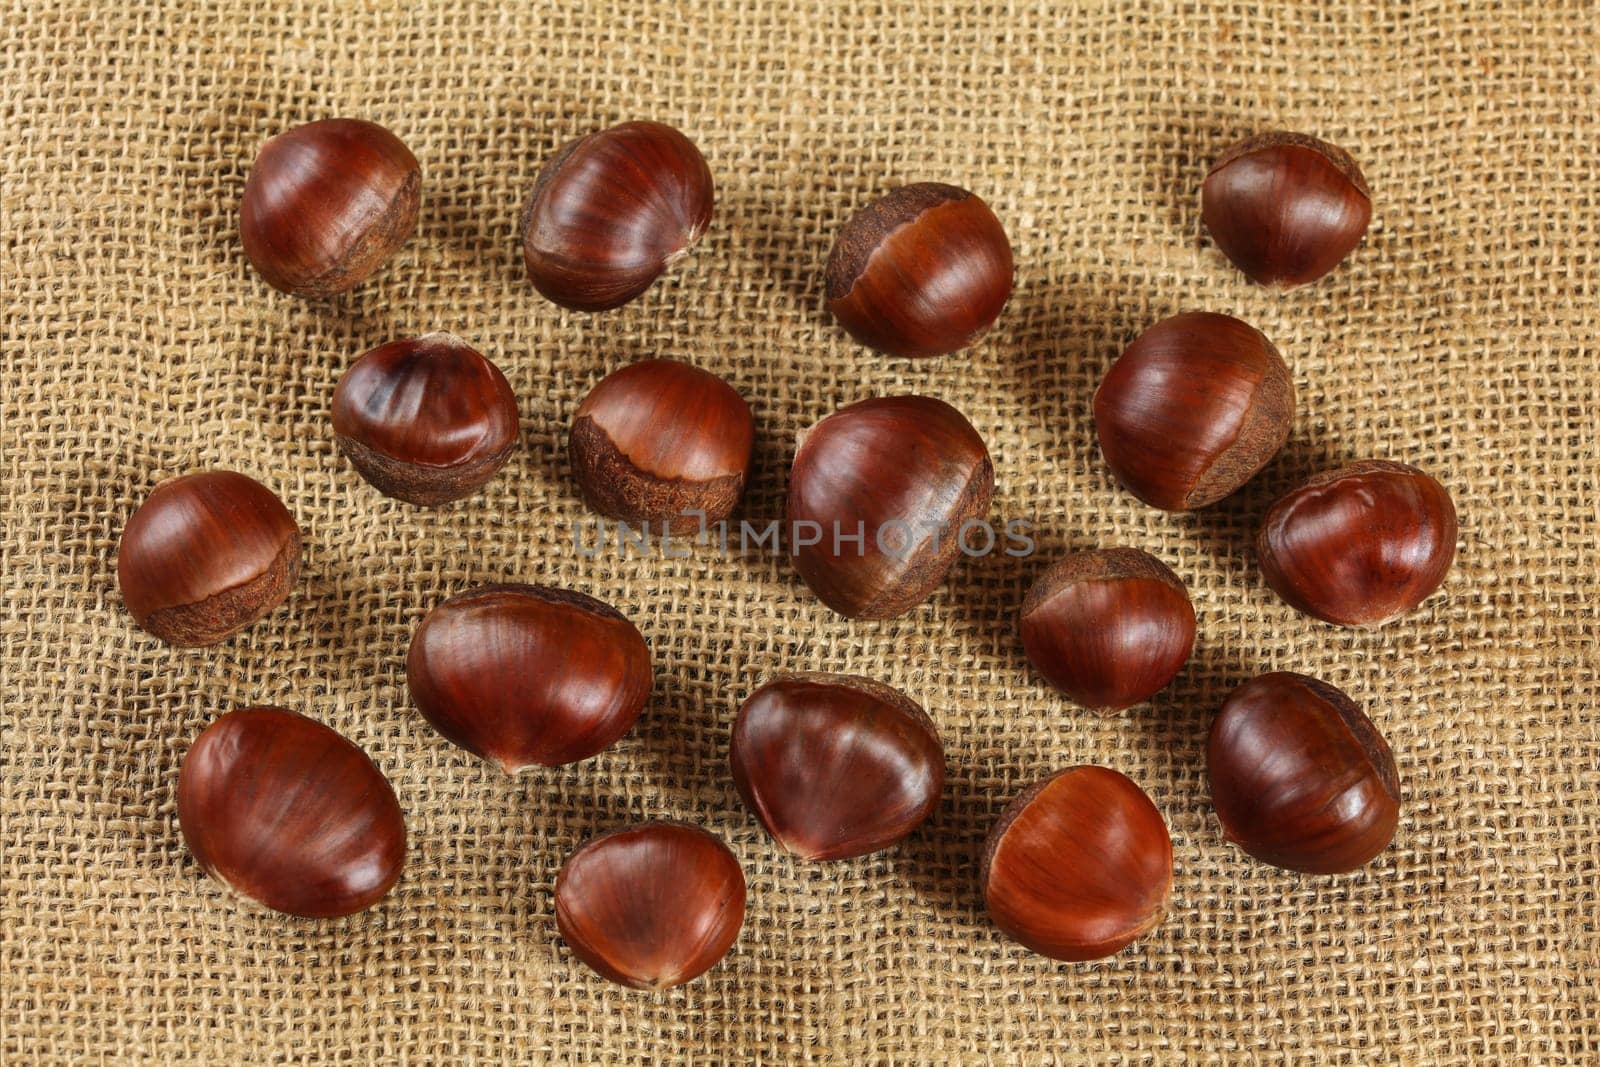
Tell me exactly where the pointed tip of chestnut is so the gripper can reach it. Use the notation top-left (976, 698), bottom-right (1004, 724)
top-left (520, 121), bottom-right (714, 312)
top-left (1202, 131), bottom-right (1371, 289)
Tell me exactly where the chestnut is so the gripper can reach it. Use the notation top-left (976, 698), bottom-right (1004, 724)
top-left (1257, 460), bottom-right (1457, 627)
top-left (117, 470), bottom-right (301, 646)
top-left (555, 821), bottom-right (744, 989)
top-left (240, 118), bottom-right (420, 297)
top-left (787, 395), bottom-right (994, 619)
top-left (1208, 672), bottom-right (1400, 874)
top-left (1202, 131), bottom-right (1371, 289)
top-left (569, 359), bottom-right (754, 533)
top-left (519, 121), bottom-right (714, 312)
top-left (177, 706), bottom-right (406, 917)
top-left (1019, 548), bottom-right (1196, 713)
top-left (730, 673), bottom-right (944, 860)
top-left (981, 766), bottom-right (1172, 961)
top-left (331, 332), bottom-right (520, 506)
top-left (825, 182), bottom-right (1013, 358)
top-left (406, 583), bottom-right (651, 771)
top-left (1093, 312), bottom-right (1294, 511)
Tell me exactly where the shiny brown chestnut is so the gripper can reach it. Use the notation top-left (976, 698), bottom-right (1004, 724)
top-left (1208, 672), bottom-right (1400, 873)
top-left (177, 706), bottom-right (406, 917)
top-left (730, 673), bottom-right (944, 860)
top-left (825, 182), bottom-right (1013, 358)
top-left (519, 121), bottom-right (714, 312)
top-left (1094, 312), bottom-right (1294, 510)
top-left (406, 583), bottom-right (651, 771)
top-left (1258, 460), bottom-right (1457, 627)
top-left (117, 471), bottom-right (301, 646)
top-left (1202, 131), bottom-right (1371, 288)
top-left (787, 395), bottom-right (993, 618)
top-left (569, 359), bottom-right (754, 533)
top-left (982, 766), bottom-right (1172, 961)
top-left (1020, 548), bottom-right (1196, 713)
top-left (555, 821), bottom-right (745, 989)
top-left (240, 118), bottom-right (420, 296)
top-left (332, 332), bottom-right (520, 506)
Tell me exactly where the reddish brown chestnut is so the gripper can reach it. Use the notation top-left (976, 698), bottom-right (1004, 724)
top-left (787, 395), bottom-right (994, 619)
top-left (1094, 312), bottom-right (1294, 510)
top-left (240, 118), bottom-right (420, 297)
top-left (1202, 131), bottom-right (1371, 289)
top-left (569, 359), bottom-right (754, 533)
top-left (730, 673), bottom-right (944, 860)
top-left (1020, 548), bottom-right (1196, 713)
top-left (406, 583), bottom-right (651, 771)
top-left (519, 121), bottom-right (714, 312)
top-left (1208, 672), bottom-right (1400, 873)
top-left (332, 332), bottom-right (520, 506)
top-left (555, 821), bottom-right (745, 989)
top-left (117, 471), bottom-right (301, 646)
top-left (1258, 460), bottom-right (1457, 627)
top-left (981, 766), bottom-right (1172, 961)
top-left (825, 182), bottom-right (1013, 358)
top-left (177, 706), bottom-right (406, 917)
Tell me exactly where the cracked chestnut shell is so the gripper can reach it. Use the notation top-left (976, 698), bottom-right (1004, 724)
top-left (787, 395), bottom-right (994, 619)
top-left (332, 332), bottom-right (520, 506)
top-left (177, 706), bottom-right (406, 917)
top-left (406, 583), bottom-right (651, 771)
top-left (1208, 672), bottom-right (1400, 873)
top-left (117, 471), bottom-right (302, 646)
top-left (1094, 312), bottom-right (1294, 510)
top-left (730, 673), bottom-right (944, 860)
top-left (555, 821), bottom-right (745, 989)
top-left (240, 118), bottom-right (420, 297)
top-left (519, 121), bottom-right (714, 311)
top-left (569, 359), bottom-right (754, 533)
top-left (825, 182), bottom-right (1013, 358)
top-left (982, 766), bottom-right (1172, 961)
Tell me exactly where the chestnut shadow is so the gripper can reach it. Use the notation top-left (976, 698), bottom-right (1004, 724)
top-left (1133, 105), bottom-right (1257, 251)
top-left (883, 748), bottom-right (1005, 935)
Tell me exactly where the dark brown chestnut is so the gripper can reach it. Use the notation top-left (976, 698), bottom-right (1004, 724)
top-left (981, 766), bottom-right (1172, 961)
top-left (555, 821), bottom-right (745, 989)
top-left (787, 395), bottom-right (994, 619)
top-left (1093, 312), bottom-right (1294, 510)
top-left (240, 118), bottom-right (420, 297)
top-left (1202, 131), bottom-right (1371, 288)
top-left (1257, 460), bottom-right (1457, 627)
top-left (331, 332), bottom-right (520, 506)
top-left (825, 182), bottom-right (1013, 358)
top-left (117, 471), bottom-right (301, 646)
top-left (177, 706), bottom-right (406, 917)
top-left (1208, 672), bottom-right (1400, 874)
top-left (1020, 548), bottom-right (1196, 713)
top-left (730, 673), bottom-right (944, 860)
top-left (519, 121), bottom-right (714, 312)
top-left (569, 359), bottom-right (754, 533)
top-left (406, 583), bottom-right (651, 771)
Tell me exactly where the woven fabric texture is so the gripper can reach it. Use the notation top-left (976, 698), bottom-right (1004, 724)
top-left (3, 1), bottom-right (1597, 1063)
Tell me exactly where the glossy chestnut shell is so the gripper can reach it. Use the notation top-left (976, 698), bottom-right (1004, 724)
top-left (1094, 312), bottom-right (1294, 510)
top-left (240, 118), bottom-right (421, 297)
top-left (1257, 460), bottom-right (1457, 627)
top-left (787, 395), bottom-right (994, 618)
top-left (825, 182), bottom-right (1013, 358)
top-left (730, 673), bottom-right (944, 860)
top-left (332, 332), bottom-right (520, 506)
top-left (177, 706), bottom-right (406, 917)
top-left (981, 766), bottom-right (1172, 961)
top-left (117, 470), bottom-right (302, 646)
top-left (519, 121), bottom-right (714, 311)
top-left (555, 821), bottom-right (745, 989)
top-left (1208, 672), bottom-right (1400, 874)
top-left (406, 583), bottom-right (651, 771)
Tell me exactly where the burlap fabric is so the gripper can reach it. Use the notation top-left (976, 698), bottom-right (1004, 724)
top-left (4, 1), bottom-right (1597, 1063)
